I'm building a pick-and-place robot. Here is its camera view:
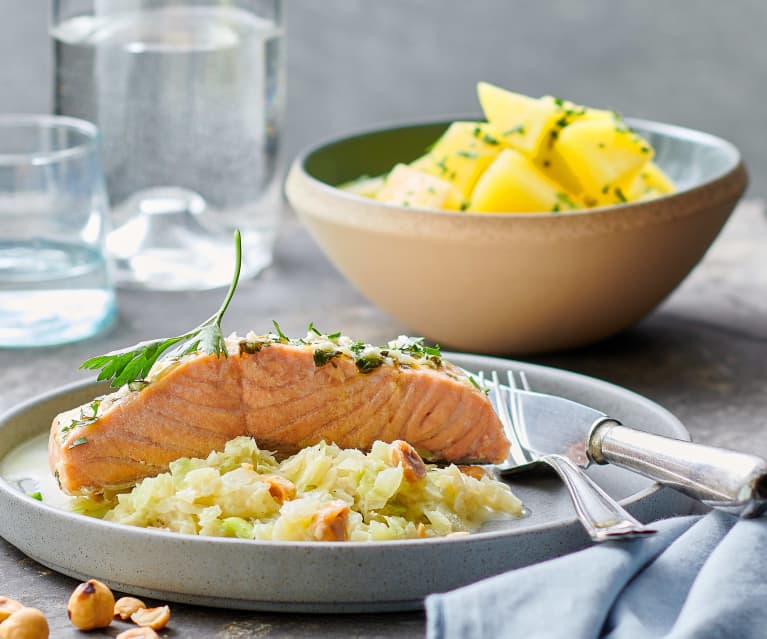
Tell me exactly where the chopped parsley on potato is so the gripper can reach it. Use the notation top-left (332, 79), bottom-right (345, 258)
top-left (340, 82), bottom-right (675, 213)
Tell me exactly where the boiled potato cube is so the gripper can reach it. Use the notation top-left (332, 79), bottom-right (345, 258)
top-left (339, 174), bottom-right (386, 199)
top-left (477, 82), bottom-right (562, 156)
top-left (556, 120), bottom-right (654, 198)
top-left (540, 95), bottom-right (616, 125)
top-left (534, 146), bottom-right (582, 195)
top-left (412, 121), bottom-right (501, 197)
top-left (534, 97), bottom-right (617, 194)
top-left (624, 161), bottom-right (676, 198)
top-left (468, 148), bottom-right (580, 213)
top-left (377, 163), bottom-right (463, 210)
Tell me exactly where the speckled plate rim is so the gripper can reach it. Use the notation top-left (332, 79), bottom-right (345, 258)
top-left (0, 354), bottom-right (693, 613)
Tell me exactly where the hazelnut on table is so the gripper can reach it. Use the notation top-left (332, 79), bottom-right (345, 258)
top-left (0, 607), bottom-right (49, 639)
top-left (131, 605), bottom-right (171, 631)
top-left (116, 628), bottom-right (160, 639)
top-left (0, 598), bottom-right (22, 624)
top-left (114, 597), bottom-right (147, 621)
top-left (67, 579), bottom-right (115, 631)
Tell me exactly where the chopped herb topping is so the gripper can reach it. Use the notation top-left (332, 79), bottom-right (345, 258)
top-left (460, 201), bottom-right (469, 211)
top-left (236, 329), bottom-right (448, 379)
top-left (552, 203), bottom-right (561, 213)
top-left (556, 192), bottom-right (578, 209)
top-left (482, 133), bottom-right (500, 146)
top-left (355, 353), bottom-right (385, 373)
top-left (503, 124), bottom-right (526, 136)
top-left (640, 146), bottom-right (650, 154)
top-left (597, 142), bottom-right (606, 149)
top-left (28, 491), bottom-right (43, 501)
top-left (615, 187), bottom-right (628, 202)
top-left (456, 150), bottom-right (478, 159)
top-left (553, 97), bottom-right (565, 107)
top-left (272, 320), bottom-right (289, 342)
top-left (313, 349), bottom-right (340, 367)
top-left (436, 156), bottom-right (450, 175)
top-left (601, 184), bottom-right (610, 195)
top-left (69, 437), bottom-right (88, 449)
top-left (61, 399), bottom-right (102, 435)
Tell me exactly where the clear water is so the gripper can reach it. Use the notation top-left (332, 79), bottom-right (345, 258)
top-left (52, 6), bottom-right (284, 290)
top-left (0, 240), bottom-right (116, 347)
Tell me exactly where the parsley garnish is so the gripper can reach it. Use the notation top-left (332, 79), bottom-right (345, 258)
top-left (556, 192), bottom-right (578, 209)
top-left (272, 320), bottom-right (289, 342)
top-left (456, 150), bottom-right (478, 159)
top-left (81, 231), bottom-right (243, 388)
top-left (615, 187), bottom-right (628, 202)
top-left (69, 437), bottom-right (88, 449)
top-left (28, 491), bottom-right (43, 501)
top-left (503, 125), bottom-right (526, 136)
top-left (314, 349), bottom-right (339, 367)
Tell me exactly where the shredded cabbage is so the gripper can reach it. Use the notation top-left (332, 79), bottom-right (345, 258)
top-left (75, 437), bottom-right (524, 541)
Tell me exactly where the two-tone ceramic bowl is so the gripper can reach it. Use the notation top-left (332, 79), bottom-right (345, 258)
top-left (285, 119), bottom-right (747, 354)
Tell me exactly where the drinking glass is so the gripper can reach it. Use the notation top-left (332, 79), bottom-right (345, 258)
top-left (51, 0), bottom-right (285, 290)
top-left (0, 115), bottom-right (116, 347)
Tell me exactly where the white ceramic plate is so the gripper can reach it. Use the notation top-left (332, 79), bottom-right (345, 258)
top-left (0, 353), bottom-right (692, 612)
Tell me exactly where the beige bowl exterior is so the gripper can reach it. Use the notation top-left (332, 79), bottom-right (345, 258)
top-left (286, 124), bottom-right (747, 354)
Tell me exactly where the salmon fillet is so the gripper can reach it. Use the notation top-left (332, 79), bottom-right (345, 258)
top-left (49, 333), bottom-right (510, 495)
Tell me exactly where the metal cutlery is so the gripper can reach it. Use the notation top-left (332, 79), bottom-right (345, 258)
top-left (479, 370), bottom-right (657, 542)
top-left (500, 370), bottom-right (767, 518)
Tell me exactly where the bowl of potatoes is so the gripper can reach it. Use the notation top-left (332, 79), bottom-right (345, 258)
top-left (285, 83), bottom-right (747, 354)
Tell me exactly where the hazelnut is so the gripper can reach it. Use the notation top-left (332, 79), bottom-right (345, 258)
top-left (116, 628), bottom-right (160, 639)
top-left (0, 598), bottom-right (22, 623)
top-left (458, 465), bottom-right (490, 481)
top-left (0, 607), bottom-right (49, 639)
top-left (130, 605), bottom-right (171, 630)
top-left (261, 475), bottom-right (296, 503)
top-left (388, 440), bottom-right (426, 482)
top-left (114, 597), bottom-right (147, 621)
top-left (311, 500), bottom-right (350, 541)
top-left (67, 579), bottom-right (115, 630)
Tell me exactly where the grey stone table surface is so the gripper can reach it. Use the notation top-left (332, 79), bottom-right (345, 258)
top-left (1, 199), bottom-right (766, 637)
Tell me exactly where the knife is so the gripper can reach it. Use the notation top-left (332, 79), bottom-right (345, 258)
top-left (513, 388), bottom-right (767, 517)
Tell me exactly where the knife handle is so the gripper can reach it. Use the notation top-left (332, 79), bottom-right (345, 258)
top-left (590, 421), bottom-right (767, 517)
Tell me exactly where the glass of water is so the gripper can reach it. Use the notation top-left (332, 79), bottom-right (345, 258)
top-left (0, 115), bottom-right (116, 347)
top-left (51, 0), bottom-right (284, 290)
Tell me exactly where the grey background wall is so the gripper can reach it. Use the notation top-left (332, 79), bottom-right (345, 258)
top-left (1, 1), bottom-right (765, 195)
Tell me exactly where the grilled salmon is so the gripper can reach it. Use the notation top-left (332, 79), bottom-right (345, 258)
top-left (49, 332), bottom-right (510, 495)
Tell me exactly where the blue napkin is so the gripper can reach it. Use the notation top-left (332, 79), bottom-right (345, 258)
top-left (426, 511), bottom-right (767, 639)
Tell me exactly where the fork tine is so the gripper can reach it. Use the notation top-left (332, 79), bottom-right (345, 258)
top-left (507, 370), bottom-right (536, 456)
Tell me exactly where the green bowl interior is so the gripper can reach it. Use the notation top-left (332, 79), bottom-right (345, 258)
top-left (302, 119), bottom-right (740, 194)
top-left (304, 123), bottom-right (449, 186)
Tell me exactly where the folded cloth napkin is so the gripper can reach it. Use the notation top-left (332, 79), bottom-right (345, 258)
top-left (426, 511), bottom-right (767, 639)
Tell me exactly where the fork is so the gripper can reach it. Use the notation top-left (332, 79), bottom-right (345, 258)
top-left (479, 370), bottom-right (656, 542)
